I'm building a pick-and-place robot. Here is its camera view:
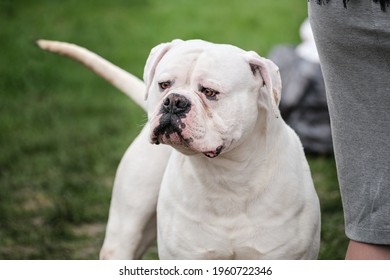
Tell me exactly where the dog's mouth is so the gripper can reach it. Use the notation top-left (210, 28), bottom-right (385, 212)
top-left (202, 145), bottom-right (224, 158)
top-left (151, 109), bottom-right (224, 158)
top-left (151, 131), bottom-right (192, 147)
top-left (151, 126), bottom-right (224, 158)
top-left (151, 111), bottom-right (189, 142)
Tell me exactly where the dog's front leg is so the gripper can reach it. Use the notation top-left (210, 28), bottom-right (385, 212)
top-left (100, 124), bottom-right (171, 259)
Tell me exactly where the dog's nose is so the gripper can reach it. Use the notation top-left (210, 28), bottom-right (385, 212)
top-left (162, 93), bottom-right (191, 114)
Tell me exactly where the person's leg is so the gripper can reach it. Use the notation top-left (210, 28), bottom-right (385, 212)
top-left (346, 241), bottom-right (390, 260)
top-left (308, 1), bottom-right (390, 259)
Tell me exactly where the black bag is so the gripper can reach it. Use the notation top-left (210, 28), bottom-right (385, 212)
top-left (269, 46), bottom-right (333, 155)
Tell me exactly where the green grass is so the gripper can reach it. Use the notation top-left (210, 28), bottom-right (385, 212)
top-left (0, 0), bottom-right (348, 259)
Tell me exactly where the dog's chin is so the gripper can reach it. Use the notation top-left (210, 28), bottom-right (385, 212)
top-left (173, 144), bottom-right (224, 158)
top-left (151, 133), bottom-right (224, 158)
top-left (201, 145), bottom-right (224, 158)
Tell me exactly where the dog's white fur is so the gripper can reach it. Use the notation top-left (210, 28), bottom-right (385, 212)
top-left (38, 39), bottom-right (320, 259)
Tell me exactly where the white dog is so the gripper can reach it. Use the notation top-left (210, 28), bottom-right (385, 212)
top-left (38, 39), bottom-right (320, 259)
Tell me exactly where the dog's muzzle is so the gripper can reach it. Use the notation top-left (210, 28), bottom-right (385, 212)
top-left (152, 93), bottom-right (192, 145)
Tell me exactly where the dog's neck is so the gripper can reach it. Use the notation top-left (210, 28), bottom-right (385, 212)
top-left (186, 108), bottom-right (285, 191)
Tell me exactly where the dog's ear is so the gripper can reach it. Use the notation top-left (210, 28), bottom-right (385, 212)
top-left (143, 39), bottom-right (183, 100)
top-left (245, 51), bottom-right (281, 118)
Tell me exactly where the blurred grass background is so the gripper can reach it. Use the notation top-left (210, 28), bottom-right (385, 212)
top-left (0, 0), bottom-right (347, 259)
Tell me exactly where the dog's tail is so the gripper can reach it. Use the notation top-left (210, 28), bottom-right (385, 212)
top-left (37, 39), bottom-right (147, 111)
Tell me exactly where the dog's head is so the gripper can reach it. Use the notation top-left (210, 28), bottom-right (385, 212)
top-left (144, 39), bottom-right (281, 158)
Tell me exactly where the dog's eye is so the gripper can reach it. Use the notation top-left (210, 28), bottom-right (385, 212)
top-left (159, 81), bottom-right (171, 90)
top-left (200, 86), bottom-right (219, 99)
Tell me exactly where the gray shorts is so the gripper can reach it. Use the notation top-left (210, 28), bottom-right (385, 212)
top-left (308, 0), bottom-right (390, 244)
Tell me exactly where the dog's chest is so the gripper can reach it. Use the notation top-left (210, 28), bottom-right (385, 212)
top-left (159, 210), bottom-right (265, 259)
top-left (158, 184), bottom-right (268, 259)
